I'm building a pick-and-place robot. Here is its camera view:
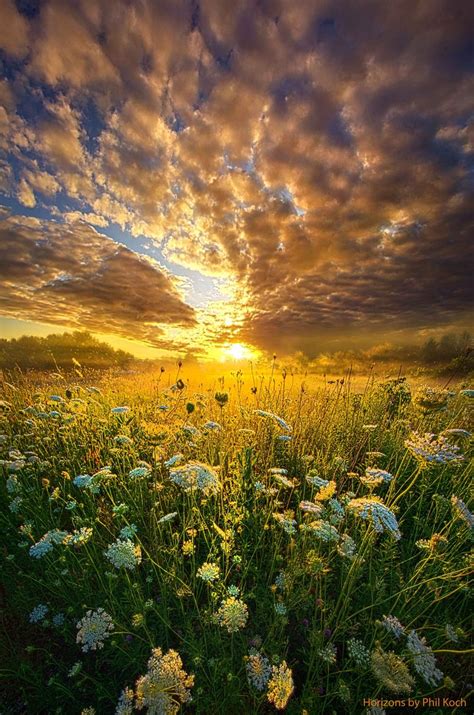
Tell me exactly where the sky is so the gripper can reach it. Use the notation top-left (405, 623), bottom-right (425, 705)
top-left (0, 0), bottom-right (473, 360)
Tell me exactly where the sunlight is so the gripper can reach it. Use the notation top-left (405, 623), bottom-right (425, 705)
top-left (224, 342), bottom-right (254, 361)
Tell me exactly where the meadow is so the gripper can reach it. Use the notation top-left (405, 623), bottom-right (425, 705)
top-left (0, 364), bottom-right (472, 714)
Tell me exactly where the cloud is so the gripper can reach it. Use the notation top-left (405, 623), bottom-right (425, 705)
top-left (0, 0), bottom-right (472, 354)
top-left (0, 214), bottom-right (196, 347)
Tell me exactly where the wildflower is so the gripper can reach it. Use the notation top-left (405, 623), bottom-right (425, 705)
top-left (135, 647), bottom-right (194, 713)
top-left (132, 613), bottom-right (144, 628)
top-left (52, 613), bottom-right (65, 627)
top-left (337, 534), bottom-right (357, 559)
top-left (73, 474), bottom-right (93, 488)
top-left (416, 533), bottom-right (448, 552)
top-left (254, 481), bottom-right (266, 492)
top-left (29, 537), bottom-right (54, 559)
top-left (169, 461), bottom-right (220, 495)
top-left (70, 527), bottom-right (93, 546)
top-left (227, 585), bottom-right (240, 597)
top-left (182, 540), bottom-right (195, 556)
top-left (157, 512), bottom-right (178, 524)
top-left (197, 562), bottom-right (220, 583)
top-left (319, 642), bottom-right (337, 664)
top-left (245, 651), bottom-right (272, 691)
top-left (115, 687), bottom-right (134, 715)
top-left (203, 421), bottom-right (221, 431)
top-left (451, 495), bottom-right (474, 528)
top-left (347, 638), bottom-right (370, 667)
top-left (404, 431), bottom-right (463, 465)
top-left (76, 608), bottom-right (114, 652)
top-left (274, 571), bottom-right (286, 590)
top-left (129, 465), bottom-right (151, 479)
top-left (9, 496), bottom-right (22, 513)
top-left (29, 603), bottom-right (48, 624)
top-left (273, 512), bottom-right (297, 535)
top-left (328, 498), bottom-right (345, 523)
top-left (299, 500), bottom-right (323, 515)
top-left (371, 646), bottom-right (414, 693)
top-left (120, 524), bottom-right (138, 539)
top-left (274, 602), bottom-right (287, 616)
top-left (445, 624), bottom-right (459, 643)
top-left (268, 467), bottom-right (288, 475)
top-left (380, 614), bottom-right (405, 638)
top-left (111, 406), bottom-right (130, 414)
top-left (278, 435), bottom-right (292, 442)
top-left (266, 661), bottom-right (294, 710)
top-left (254, 409), bottom-right (292, 432)
top-left (364, 468), bottom-right (393, 484)
top-left (301, 520), bottom-right (340, 542)
top-left (347, 497), bottom-right (401, 539)
top-left (406, 630), bottom-right (443, 686)
top-left (164, 454), bottom-right (183, 467)
top-left (105, 538), bottom-right (142, 571)
top-left (81, 708), bottom-right (96, 715)
top-left (273, 473), bottom-right (296, 488)
top-left (216, 597), bottom-right (248, 633)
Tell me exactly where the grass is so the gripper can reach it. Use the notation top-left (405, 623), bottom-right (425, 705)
top-left (0, 365), bottom-right (472, 714)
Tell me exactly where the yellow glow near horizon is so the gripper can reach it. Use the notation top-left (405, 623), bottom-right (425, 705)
top-left (224, 343), bottom-right (255, 361)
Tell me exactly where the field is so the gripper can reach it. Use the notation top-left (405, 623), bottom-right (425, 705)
top-left (0, 365), bottom-right (472, 714)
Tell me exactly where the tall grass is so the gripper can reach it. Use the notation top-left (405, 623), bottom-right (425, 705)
top-left (0, 367), bottom-right (472, 714)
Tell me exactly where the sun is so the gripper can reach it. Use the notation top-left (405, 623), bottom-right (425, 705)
top-left (225, 343), bottom-right (254, 360)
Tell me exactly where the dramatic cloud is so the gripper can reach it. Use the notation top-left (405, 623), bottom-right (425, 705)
top-left (0, 214), bottom-right (195, 347)
top-left (0, 0), bottom-right (472, 354)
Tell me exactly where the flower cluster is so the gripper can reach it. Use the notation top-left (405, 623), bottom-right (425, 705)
top-left (76, 608), bottom-right (114, 652)
top-left (380, 614), bottom-right (405, 638)
top-left (135, 647), bottom-right (194, 714)
top-left (115, 687), bottom-right (134, 715)
top-left (347, 497), bottom-right (401, 539)
top-left (105, 538), bottom-right (142, 571)
top-left (337, 534), bottom-right (357, 559)
top-left (371, 647), bottom-right (414, 693)
top-left (300, 520), bottom-right (340, 542)
top-left (273, 512), bottom-right (297, 535)
top-left (406, 630), bottom-right (443, 686)
top-left (404, 431), bottom-right (463, 464)
top-left (169, 461), bottom-right (220, 495)
top-left (29, 529), bottom-right (69, 558)
top-left (254, 409), bottom-right (291, 432)
top-left (197, 562), bottom-right (220, 583)
top-left (451, 495), bottom-right (474, 528)
top-left (319, 642), bottom-right (337, 664)
top-left (215, 597), bottom-right (248, 633)
top-left (266, 661), bottom-right (294, 710)
top-left (347, 638), bottom-right (370, 667)
top-left (29, 603), bottom-right (48, 624)
top-left (245, 651), bottom-right (272, 691)
top-left (361, 468), bottom-right (393, 488)
top-left (299, 500), bottom-right (323, 515)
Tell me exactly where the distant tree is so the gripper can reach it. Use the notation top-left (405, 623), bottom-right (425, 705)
top-left (420, 337), bottom-right (438, 364)
top-left (0, 331), bottom-right (134, 370)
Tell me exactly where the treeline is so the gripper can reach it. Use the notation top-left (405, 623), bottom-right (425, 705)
top-left (288, 331), bottom-right (473, 375)
top-left (0, 331), bottom-right (134, 370)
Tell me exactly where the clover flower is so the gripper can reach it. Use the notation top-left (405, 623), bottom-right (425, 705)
top-left (404, 431), bottom-right (463, 465)
top-left (406, 630), bottom-right (443, 686)
top-left (29, 603), bottom-right (48, 623)
top-left (347, 497), bottom-right (401, 539)
top-left (347, 638), bottom-right (370, 667)
top-left (169, 461), bottom-right (220, 495)
top-left (197, 562), bottom-right (220, 583)
top-left (266, 661), bottom-right (294, 710)
top-left (216, 597), bottom-right (248, 633)
top-left (254, 410), bottom-right (292, 432)
top-left (76, 608), bottom-right (114, 652)
top-left (105, 538), bottom-right (142, 571)
top-left (451, 495), bottom-right (474, 528)
top-left (115, 687), bottom-right (134, 715)
top-left (135, 647), bottom-right (194, 714)
top-left (371, 646), bottom-right (414, 693)
top-left (381, 614), bottom-right (405, 638)
top-left (245, 651), bottom-right (272, 691)
top-left (300, 520), bottom-right (340, 542)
